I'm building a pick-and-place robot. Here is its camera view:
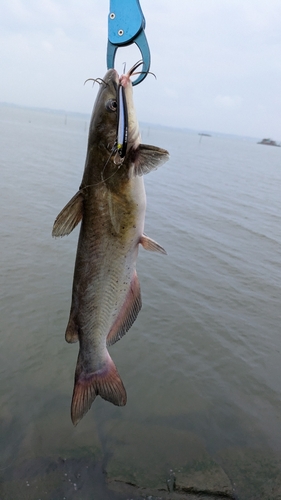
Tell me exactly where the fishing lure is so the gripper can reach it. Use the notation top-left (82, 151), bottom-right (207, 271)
top-left (116, 84), bottom-right (128, 158)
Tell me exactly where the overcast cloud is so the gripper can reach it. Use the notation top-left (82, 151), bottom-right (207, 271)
top-left (1, 0), bottom-right (281, 138)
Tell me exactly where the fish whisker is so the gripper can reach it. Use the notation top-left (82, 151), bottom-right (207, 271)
top-left (84, 78), bottom-right (108, 87)
top-left (130, 71), bottom-right (156, 80)
top-left (125, 61), bottom-right (156, 81)
top-left (81, 147), bottom-right (123, 189)
top-left (101, 144), bottom-right (118, 181)
top-left (127, 60), bottom-right (144, 77)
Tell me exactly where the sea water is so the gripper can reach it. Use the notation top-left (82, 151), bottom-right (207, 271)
top-left (1, 103), bottom-right (281, 499)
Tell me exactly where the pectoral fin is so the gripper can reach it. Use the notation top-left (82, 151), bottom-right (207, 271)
top-left (131, 144), bottom-right (169, 176)
top-left (52, 190), bottom-right (84, 237)
top-left (140, 235), bottom-right (167, 255)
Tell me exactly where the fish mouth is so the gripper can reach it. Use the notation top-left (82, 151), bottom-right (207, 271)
top-left (116, 63), bottom-right (144, 159)
top-left (111, 62), bottom-right (144, 159)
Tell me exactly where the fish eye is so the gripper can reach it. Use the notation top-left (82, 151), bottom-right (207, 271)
top-left (106, 99), bottom-right (117, 112)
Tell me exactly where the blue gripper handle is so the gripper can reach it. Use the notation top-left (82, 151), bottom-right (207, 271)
top-left (107, 0), bottom-right (151, 85)
top-left (108, 0), bottom-right (145, 45)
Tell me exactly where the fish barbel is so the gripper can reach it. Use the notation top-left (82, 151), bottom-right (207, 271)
top-left (52, 66), bottom-right (169, 425)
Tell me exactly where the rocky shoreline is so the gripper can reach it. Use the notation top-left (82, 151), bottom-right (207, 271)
top-left (1, 418), bottom-right (281, 499)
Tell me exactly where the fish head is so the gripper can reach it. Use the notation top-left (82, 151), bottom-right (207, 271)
top-left (87, 69), bottom-right (120, 152)
top-left (87, 65), bottom-right (141, 159)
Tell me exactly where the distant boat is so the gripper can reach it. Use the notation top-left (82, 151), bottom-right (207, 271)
top-left (199, 132), bottom-right (211, 137)
top-left (257, 138), bottom-right (280, 147)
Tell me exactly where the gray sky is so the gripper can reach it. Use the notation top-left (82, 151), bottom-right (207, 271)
top-left (1, 0), bottom-right (281, 138)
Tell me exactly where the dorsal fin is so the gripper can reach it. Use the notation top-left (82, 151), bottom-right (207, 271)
top-left (52, 190), bottom-right (84, 237)
top-left (107, 272), bottom-right (142, 346)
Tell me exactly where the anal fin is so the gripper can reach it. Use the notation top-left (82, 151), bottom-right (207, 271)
top-left (52, 190), bottom-right (84, 237)
top-left (106, 272), bottom-right (142, 347)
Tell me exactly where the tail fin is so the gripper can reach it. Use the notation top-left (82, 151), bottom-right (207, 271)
top-left (71, 352), bottom-right (127, 426)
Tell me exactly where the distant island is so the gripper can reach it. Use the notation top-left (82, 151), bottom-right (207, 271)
top-left (199, 132), bottom-right (212, 137)
top-left (257, 138), bottom-right (280, 147)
